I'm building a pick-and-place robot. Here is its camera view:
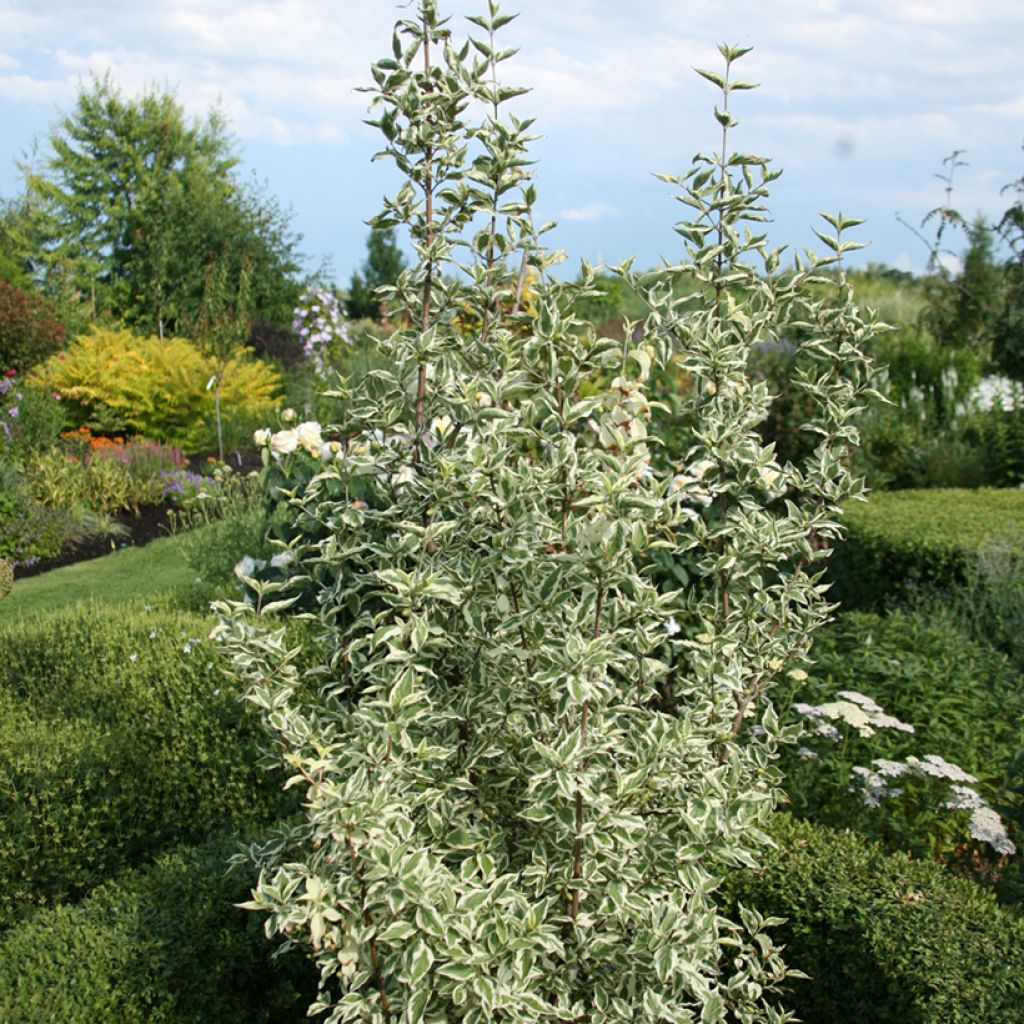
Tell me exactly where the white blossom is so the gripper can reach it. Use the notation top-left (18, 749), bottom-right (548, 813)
top-left (270, 429), bottom-right (298, 456)
top-left (871, 758), bottom-right (910, 778)
top-left (270, 550), bottom-right (297, 570)
top-left (234, 555), bottom-right (267, 580)
top-left (944, 785), bottom-right (985, 810)
top-left (913, 754), bottom-right (977, 783)
top-left (296, 420), bottom-right (324, 455)
top-left (969, 807), bottom-right (1017, 856)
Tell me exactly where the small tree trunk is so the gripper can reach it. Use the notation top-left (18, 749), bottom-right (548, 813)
top-left (215, 376), bottom-right (224, 462)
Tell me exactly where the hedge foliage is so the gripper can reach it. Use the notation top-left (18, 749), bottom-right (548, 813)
top-left (829, 488), bottom-right (1024, 609)
top-left (0, 605), bottom-right (292, 925)
top-left (32, 327), bottom-right (281, 453)
top-left (0, 831), bottom-right (315, 1024)
top-left (722, 813), bottom-right (1024, 1024)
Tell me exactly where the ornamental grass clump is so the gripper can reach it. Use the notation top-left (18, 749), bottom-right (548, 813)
top-left (215, 5), bottom-right (881, 1022)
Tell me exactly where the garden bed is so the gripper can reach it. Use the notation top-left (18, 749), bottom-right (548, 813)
top-left (11, 447), bottom-right (262, 580)
top-left (12, 500), bottom-right (177, 579)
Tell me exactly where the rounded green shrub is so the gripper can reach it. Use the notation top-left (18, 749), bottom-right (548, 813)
top-left (722, 813), bottom-right (1024, 1024)
top-left (31, 327), bottom-right (281, 453)
top-left (0, 832), bottom-right (316, 1024)
top-left (0, 605), bottom-right (294, 924)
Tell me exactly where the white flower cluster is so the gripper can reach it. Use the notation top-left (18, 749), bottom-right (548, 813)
top-left (233, 550), bottom-right (296, 581)
top-left (668, 457), bottom-right (716, 509)
top-left (850, 753), bottom-right (1016, 856)
top-left (254, 418), bottom-right (345, 463)
top-left (969, 807), bottom-right (1017, 857)
top-left (793, 690), bottom-right (915, 739)
top-left (851, 764), bottom-right (904, 807)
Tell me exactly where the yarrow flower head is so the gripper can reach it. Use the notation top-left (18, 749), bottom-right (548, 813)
top-left (795, 691), bottom-right (914, 738)
top-left (912, 754), bottom-right (977, 783)
top-left (968, 807), bottom-right (1017, 856)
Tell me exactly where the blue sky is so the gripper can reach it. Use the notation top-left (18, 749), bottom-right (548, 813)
top-left (1, 0), bottom-right (1021, 284)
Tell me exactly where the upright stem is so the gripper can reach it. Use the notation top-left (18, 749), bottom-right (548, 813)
top-left (479, 23), bottom-right (502, 350)
top-left (215, 376), bottom-right (223, 463)
top-left (714, 66), bottom-right (732, 625)
top-left (568, 578), bottom-right (604, 925)
top-left (346, 836), bottom-right (392, 1024)
top-left (414, 12), bottom-right (435, 457)
top-left (713, 69), bottom-right (730, 324)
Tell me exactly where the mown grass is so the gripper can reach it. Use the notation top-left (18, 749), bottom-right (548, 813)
top-left (0, 534), bottom-right (197, 627)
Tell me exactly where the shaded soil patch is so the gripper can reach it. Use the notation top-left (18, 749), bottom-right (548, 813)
top-left (14, 501), bottom-right (178, 580)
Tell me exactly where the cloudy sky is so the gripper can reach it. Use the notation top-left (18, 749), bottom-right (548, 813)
top-left (1, 0), bottom-right (1021, 283)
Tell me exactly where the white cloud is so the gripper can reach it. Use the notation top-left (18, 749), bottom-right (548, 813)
top-left (936, 251), bottom-right (964, 275)
top-left (1, 0), bottom-right (1022, 276)
top-left (561, 201), bottom-right (614, 222)
top-left (0, 71), bottom-right (70, 104)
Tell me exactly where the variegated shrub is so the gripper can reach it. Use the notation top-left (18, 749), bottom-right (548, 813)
top-left (215, 5), bottom-right (882, 1023)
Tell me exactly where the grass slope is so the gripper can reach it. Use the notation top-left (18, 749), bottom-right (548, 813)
top-left (0, 534), bottom-right (196, 626)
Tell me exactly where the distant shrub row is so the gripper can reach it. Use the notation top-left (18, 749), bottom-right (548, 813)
top-left (830, 487), bottom-right (1024, 609)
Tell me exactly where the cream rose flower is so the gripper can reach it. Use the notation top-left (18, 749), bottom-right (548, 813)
top-left (270, 428), bottom-right (298, 456)
top-left (296, 420), bottom-right (323, 455)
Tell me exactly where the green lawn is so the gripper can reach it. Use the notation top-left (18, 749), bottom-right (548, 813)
top-left (0, 534), bottom-right (198, 627)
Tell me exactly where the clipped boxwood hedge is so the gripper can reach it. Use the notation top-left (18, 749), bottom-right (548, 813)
top-left (722, 813), bottom-right (1024, 1024)
top-left (829, 488), bottom-right (1024, 610)
top-left (0, 605), bottom-right (293, 925)
top-left (0, 831), bottom-right (316, 1024)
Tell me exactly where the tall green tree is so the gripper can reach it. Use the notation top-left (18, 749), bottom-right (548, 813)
top-left (992, 161), bottom-right (1024, 380)
top-left (21, 72), bottom-right (302, 337)
top-left (346, 225), bottom-right (407, 319)
top-left (0, 197), bottom-right (33, 289)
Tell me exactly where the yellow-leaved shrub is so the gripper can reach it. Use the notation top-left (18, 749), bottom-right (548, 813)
top-left (33, 328), bottom-right (281, 453)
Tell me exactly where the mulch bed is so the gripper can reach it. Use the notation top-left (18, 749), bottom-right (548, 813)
top-left (13, 501), bottom-right (179, 580)
top-left (12, 447), bottom-right (263, 581)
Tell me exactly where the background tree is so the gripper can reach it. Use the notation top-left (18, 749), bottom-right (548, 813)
top-left (346, 225), bottom-right (406, 320)
top-left (991, 160), bottom-right (1024, 381)
top-left (928, 217), bottom-right (1004, 352)
top-left (904, 149), bottom-right (1024, 384)
top-left (0, 197), bottom-right (33, 289)
top-left (20, 73), bottom-right (303, 338)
